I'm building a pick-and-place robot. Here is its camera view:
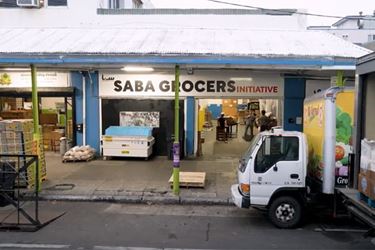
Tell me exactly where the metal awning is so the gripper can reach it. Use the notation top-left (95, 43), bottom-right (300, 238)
top-left (0, 27), bottom-right (371, 70)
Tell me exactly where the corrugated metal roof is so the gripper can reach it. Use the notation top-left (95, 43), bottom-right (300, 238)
top-left (0, 27), bottom-right (370, 59)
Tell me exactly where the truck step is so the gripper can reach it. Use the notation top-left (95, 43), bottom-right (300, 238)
top-left (358, 193), bottom-right (375, 208)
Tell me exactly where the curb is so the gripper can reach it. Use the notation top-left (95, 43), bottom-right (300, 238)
top-left (38, 194), bottom-right (234, 206)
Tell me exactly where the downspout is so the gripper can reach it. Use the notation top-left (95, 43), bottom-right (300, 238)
top-left (82, 73), bottom-right (86, 146)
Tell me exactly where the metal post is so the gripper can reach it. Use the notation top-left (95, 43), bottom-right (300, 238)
top-left (173, 65), bottom-right (180, 195)
top-left (31, 65), bottom-right (41, 192)
top-left (64, 97), bottom-right (68, 136)
top-left (35, 157), bottom-right (39, 223)
top-left (31, 65), bottom-right (39, 133)
top-left (336, 70), bottom-right (344, 87)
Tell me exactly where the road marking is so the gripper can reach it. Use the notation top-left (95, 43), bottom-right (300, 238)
top-left (94, 247), bottom-right (217, 250)
top-left (103, 204), bottom-right (256, 218)
top-left (94, 247), bottom-right (160, 250)
top-left (0, 243), bottom-right (70, 249)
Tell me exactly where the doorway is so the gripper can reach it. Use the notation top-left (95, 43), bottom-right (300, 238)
top-left (197, 98), bottom-right (281, 158)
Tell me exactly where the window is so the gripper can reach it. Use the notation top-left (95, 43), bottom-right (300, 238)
top-left (368, 34), bottom-right (375, 42)
top-left (132, 0), bottom-right (142, 8)
top-left (47, 0), bottom-right (67, 6)
top-left (0, 0), bottom-right (68, 7)
top-left (255, 136), bottom-right (299, 173)
top-left (0, 0), bottom-right (17, 8)
top-left (108, 0), bottom-right (120, 9)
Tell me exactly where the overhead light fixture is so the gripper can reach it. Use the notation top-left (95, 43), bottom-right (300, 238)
top-left (320, 65), bottom-right (355, 71)
top-left (121, 66), bottom-right (154, 72)
top-left (0, 68), bottom-right (30, 71)
top-left (230, 77), bottom-right (253, 81)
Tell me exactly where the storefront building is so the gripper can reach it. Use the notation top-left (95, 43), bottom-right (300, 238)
top-left (0, 70), bottom-right (75, 150)
top-left (0, 27), bottom-right (371, 157)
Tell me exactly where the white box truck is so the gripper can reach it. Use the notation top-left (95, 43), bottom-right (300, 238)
top-left (231, 87), bottom-right (375, 228)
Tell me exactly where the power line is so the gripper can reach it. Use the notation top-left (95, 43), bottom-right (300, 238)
top-left (206, 0), bottom-right (344, 19)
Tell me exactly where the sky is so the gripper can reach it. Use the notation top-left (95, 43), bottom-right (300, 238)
top-left (150, 0), bottom-right (375, 26)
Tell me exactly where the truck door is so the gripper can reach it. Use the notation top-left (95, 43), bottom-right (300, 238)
top-left (250, 136), bottom-right (304, 206)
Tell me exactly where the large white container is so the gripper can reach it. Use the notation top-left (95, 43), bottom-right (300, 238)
top-left (102, 135), bottom-right (155, 159)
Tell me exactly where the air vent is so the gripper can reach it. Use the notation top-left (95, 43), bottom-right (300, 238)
top-left (16, 0), bottom-right (40, 7)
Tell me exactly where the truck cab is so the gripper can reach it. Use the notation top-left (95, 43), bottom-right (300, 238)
top-left (231, 128), bottom-right (308, 228)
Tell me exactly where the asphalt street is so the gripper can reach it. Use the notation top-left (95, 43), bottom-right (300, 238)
top-left (0, 201), bottom-right (374, 250)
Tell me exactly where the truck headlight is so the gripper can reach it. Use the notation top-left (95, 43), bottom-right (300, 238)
top-left (240, 183), bottom-right (250, 196)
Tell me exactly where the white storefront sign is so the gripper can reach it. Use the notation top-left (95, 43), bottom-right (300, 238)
top-left (99, 71), bottom-right (284, 98)
top-left (0, 71), bottom-right (69, 88)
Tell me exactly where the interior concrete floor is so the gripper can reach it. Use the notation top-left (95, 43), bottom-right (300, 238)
top-left (200, 121), bottom-right (257, 160)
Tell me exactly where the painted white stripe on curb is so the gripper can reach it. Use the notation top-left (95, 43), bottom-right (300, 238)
top-left (94, 247), bottom-right (161, 250)
top-left (94, 247), bottom-right (218, 250)
top-left (0, 243), bottom-right (70, 249)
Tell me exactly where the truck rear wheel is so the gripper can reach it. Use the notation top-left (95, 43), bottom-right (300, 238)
top-left (268, 196), bottom-right (302, 229)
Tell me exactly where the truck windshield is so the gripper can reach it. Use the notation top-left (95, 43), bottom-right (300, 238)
top-left (242, 134), bottom-right (261, 164)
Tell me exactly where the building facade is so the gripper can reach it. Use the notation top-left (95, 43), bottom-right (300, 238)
top-left (0, 3), bottom-right (370, 157)
top-left (308, 12), bottom-right (375, 47)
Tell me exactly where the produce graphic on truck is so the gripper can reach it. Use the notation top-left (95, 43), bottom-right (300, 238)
top-left (304, 88), bottom-right (354, 188)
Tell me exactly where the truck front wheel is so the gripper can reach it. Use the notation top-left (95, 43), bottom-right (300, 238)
top-left (268, 196), bottom-right (302, 229)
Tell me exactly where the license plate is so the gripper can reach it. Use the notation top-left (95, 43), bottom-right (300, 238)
top-left (121, 150), bottom-right (129, 154)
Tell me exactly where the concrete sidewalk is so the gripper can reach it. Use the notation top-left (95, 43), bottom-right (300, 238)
top-left (39, 152), bottom-right (239, 205)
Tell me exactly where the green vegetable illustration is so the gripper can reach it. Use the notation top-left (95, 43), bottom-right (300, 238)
top-left (336, 107), bottom-right (352, 145)
top-left (308, 149), bottom-right (322, 179)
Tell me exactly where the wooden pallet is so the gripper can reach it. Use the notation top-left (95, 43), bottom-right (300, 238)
top-left (168, 172), bottom-right (206, 188)
top-left (62, 156), bottom-right (95, 163)
top-left (358, 192), bottom-right (375, 208)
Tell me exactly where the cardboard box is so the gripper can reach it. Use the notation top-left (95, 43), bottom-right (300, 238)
top-left (358, 173), bottom-right (371, 197)
top-left (369, 179), bottom-right (375, 200)
top-left (40, 113), bottom-right (58, 125)
top-left (42, 124), bottom-right (56, 133)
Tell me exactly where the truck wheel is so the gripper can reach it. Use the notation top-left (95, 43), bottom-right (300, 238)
top-left (268, 196), bottom-right (302, 229)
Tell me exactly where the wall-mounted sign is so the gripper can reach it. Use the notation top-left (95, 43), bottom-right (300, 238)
top-left (99, 71), bottom-right (283, 98)
top-left (0, 71), bottom-right (69, 88)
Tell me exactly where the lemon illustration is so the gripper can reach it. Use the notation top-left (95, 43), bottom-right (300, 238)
top-left (0, 73), bottom-right (11, 85)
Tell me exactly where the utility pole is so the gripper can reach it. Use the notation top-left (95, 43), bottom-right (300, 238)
top-left (172, 65), bottom-right (180, 195)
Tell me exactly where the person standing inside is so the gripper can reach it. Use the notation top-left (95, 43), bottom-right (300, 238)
top-left (217, 112), bottom-right (228, 142)
top-left (243, 112), bottom-right (257, 140)
top-left (257, 110), bottom-right (270, 132)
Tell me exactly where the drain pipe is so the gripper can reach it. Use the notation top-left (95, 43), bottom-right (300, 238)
top-left (82, 72), bottom-right (86, 146)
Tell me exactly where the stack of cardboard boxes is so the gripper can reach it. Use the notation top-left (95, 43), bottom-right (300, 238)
top-left (40, 113), bottom-right (63, 151)
top-left (0, 110), bottom-right (32, 119)
top-left (0, 119), bottom-right (46, 187)
top-left (0, 119), bottom-right (35, 187)
top-left (358, 139), bottom-right (375, 200)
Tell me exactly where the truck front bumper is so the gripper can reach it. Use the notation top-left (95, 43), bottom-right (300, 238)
top-left (231, 184), bottom-right (250, 209)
